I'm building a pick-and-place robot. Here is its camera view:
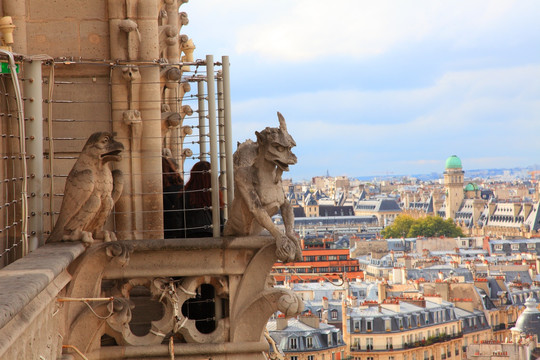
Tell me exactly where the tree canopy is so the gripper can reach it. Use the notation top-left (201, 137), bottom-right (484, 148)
top-left (381, 214), bottom-right (464, 239)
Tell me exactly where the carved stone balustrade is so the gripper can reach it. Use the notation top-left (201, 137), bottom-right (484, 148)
top-left (0, 236), bottom-right (303, 359)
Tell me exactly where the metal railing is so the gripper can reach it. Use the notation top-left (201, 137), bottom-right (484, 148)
top-left (0, 52), bottom-right (233, 268)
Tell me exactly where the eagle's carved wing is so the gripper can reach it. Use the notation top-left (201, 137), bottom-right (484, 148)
top-left (48, 169), bottom-right (95, 242)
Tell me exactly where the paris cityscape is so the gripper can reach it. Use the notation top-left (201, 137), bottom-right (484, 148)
top-left (1, 1), bottom-right (540, 360)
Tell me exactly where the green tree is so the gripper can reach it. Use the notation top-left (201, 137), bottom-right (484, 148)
top-left (382, 215), bottom-right (464, 238)
top-left (381, 215), bottom-right (415, 238)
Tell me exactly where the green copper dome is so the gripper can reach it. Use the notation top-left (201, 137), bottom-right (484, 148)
top-left (445, 155), bottom-right (462, 169)
top-left (465, 183), bottom-right (478, 191)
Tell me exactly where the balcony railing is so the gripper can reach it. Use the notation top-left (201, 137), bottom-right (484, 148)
top-left (350, 333), bottom-right (462, 353)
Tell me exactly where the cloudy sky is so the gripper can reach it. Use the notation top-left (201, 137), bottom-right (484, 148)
top-left (185, 1), bottom-right (540, 181)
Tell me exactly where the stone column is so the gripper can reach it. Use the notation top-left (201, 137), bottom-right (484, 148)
top-left (137, 0), bottom-right (163, 239)
top-left (108, 0), bottom-right (134, 239)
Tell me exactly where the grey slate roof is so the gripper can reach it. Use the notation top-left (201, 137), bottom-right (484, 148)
top-left (267, 318), bottom-right (345, 353)
top-left (354, 198), bottom-right (401, 212)
top-left (407, 266), bottom-right (473, 282)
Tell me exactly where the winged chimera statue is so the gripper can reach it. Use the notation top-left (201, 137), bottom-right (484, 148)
top-left (47, 132), bottom-right (124, 244)
top-left (224, 112), bottom-right (302, 263)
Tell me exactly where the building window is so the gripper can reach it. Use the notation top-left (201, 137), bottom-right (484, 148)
top-left (528, 243), bottom-right (536, 249)
top-left (511, 243), bottom-right (520, 251)
top-left (328, 333), bottom-right (333, 346)
top-left (306, 336), bottom-right (313, 348)
top-left (367, 319), bottom-right (373, 331)
top-left (289, 338), bottom-right (297, 350)
top-left (307, 356), bottom-right (314, 360)
top-left (291, 357), bottom-right (298, 360)
top-left (366, 338), bottom-right (373, 351)
top-left (385, 318), bottom-right (391, 331)
top-left (331, 309), bottom-right (338, 320)
top-left (353, 320), bottom-right (360, 331)
top-left (386, 337), bottom-right (393, 350)
top-left (494, 244), bottom-right (503, 251)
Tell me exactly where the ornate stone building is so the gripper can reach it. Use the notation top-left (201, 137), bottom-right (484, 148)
top-left (443, 155), bottom-right (465, 221)
top-left (0, 1), bottom-right (303, 359)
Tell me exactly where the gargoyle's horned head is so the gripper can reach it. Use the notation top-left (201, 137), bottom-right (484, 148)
top-left (256, 112), bottom-right (297, 172)
top-left (83, 132), bottom-right (124, 163)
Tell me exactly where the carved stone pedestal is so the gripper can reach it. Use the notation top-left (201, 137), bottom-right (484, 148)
top-left (62, 236), bottom-right (303, 359)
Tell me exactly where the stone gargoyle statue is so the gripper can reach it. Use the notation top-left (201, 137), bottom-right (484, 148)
top-left (47, 132), bottom-right (124, 244)
top-left (224, 112), bottom-right (302, 263)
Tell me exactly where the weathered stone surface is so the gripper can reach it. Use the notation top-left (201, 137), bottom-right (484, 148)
top-left (80, 20), bottom-right (110, 60)
top-left (224, 113), bottom-right (302, 263)
top-left (0, 242), bottom-right (85, 329)
top-left (26, 21), bottom-right (80, 56)
top-left (0, 242), bottom-right (85, 358)
top-left (47, 132), bottom-right (124, 244)
top-left (28, 0), bottom-right (107, 20)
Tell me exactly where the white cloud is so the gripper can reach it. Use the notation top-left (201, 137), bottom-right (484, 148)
top-left (183, 0), bottom-right (540, 178)
top-left (230, 64), bottom-right (540, 177)
top-left (229, 0), bottom-right (533, 61)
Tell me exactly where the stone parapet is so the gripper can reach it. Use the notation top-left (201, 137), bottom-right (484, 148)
top-left (0, 242), bottom-right (86, 358)
top-left (0, 236), bottom-right (303, 359)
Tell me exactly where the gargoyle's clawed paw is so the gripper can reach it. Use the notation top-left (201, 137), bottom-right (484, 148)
top-left (95, 230), bottom-right (118, 242)
top-left (276, 235), bottom-right (298, 263)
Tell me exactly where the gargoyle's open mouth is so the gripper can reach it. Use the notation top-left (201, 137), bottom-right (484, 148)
top-left (274, 160), bottom-right (290, 171)
top-left (101, 150), bottom-right (123, 162)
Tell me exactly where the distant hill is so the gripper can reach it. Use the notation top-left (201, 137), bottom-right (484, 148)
top-left (356, 165), bottom-right (540, 182)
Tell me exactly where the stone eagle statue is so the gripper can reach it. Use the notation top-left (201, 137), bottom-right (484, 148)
top-left (47, 132), bottom-right (124, 244)
top-left (224, 112), bottom-right (302, 263)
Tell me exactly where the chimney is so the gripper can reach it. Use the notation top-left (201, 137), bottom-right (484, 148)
top-left (299, 313), bottom-right (319, 329)
top-left (425, 295), bottom-right (442, 304)
top-left (322, 296), bottom-right (329, 310)
top-left (341, 298), bottom-right (348, 336)
top-left (380, 299), bottom-right (400, 313)
top-left (472, 199), bottom-right (484, 224)
top-left (524, 203), bottom-right (533, 220)
top-left (276, 316), bottom-right (288, 330)
top-left (378, 282), bottom-right (387, 304)
top-left (401, 267), bottom-right (407, 285)
top-left (452, 298), bottom-right (474, 312)
top-left (488, 202), bottom-right (496, 216)
top-left (513, 203), bottom-right (521, 218)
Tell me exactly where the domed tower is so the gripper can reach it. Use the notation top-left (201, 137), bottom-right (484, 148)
top-left (444, 155), bottom-right (464, 220)
top-left (511, 295), bottom-right (540, 343)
